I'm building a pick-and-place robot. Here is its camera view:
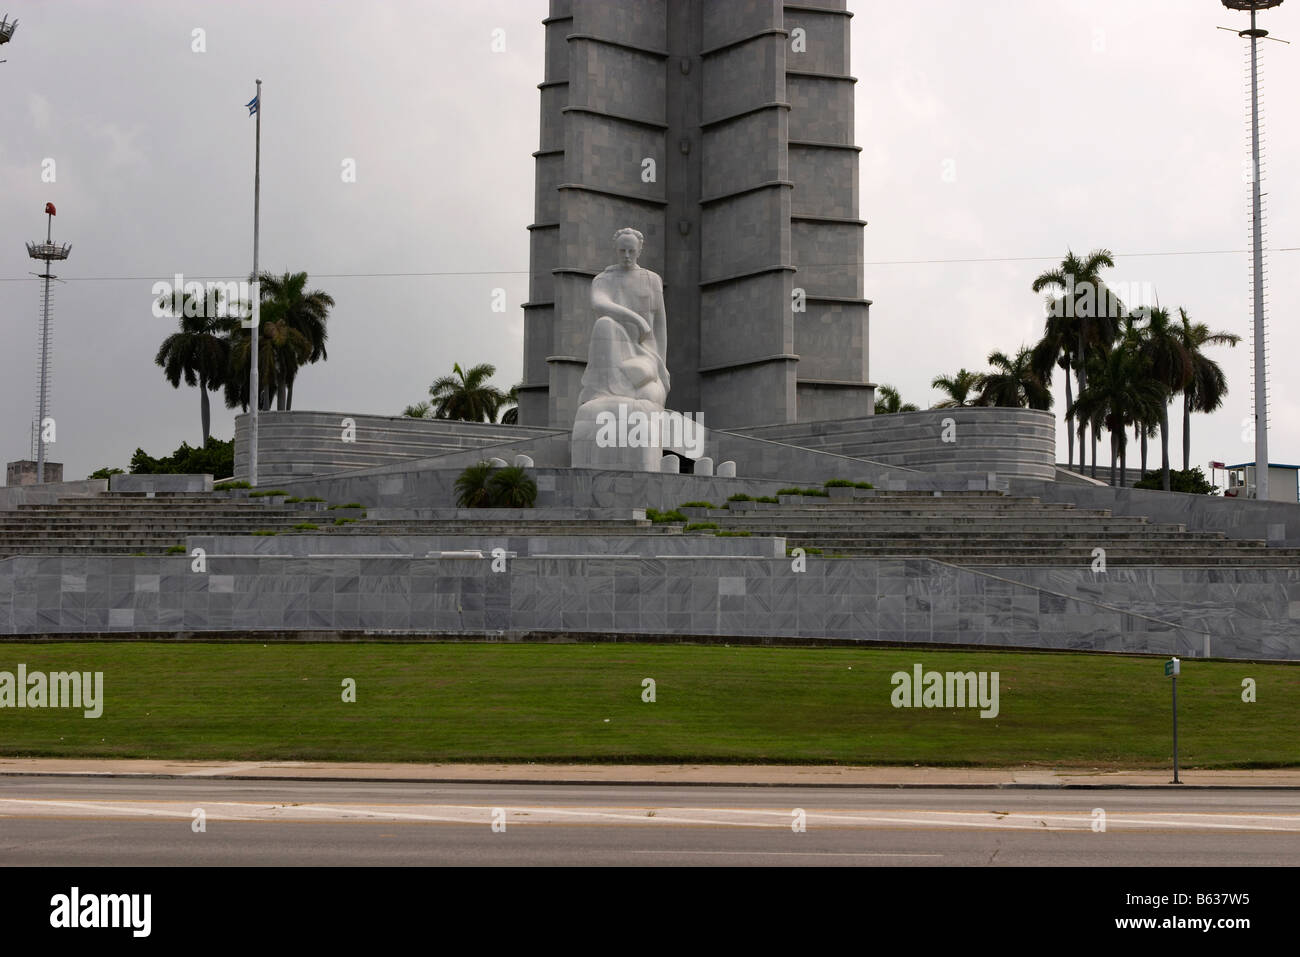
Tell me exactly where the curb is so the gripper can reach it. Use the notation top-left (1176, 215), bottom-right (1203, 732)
top-left (3, 770), bottom-right (1298, 790)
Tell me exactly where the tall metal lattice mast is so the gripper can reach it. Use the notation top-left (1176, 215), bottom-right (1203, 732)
top-left (25, 204), bottom-right (71, 484)
top-left (1221, 0), bottom-right (1286, 500)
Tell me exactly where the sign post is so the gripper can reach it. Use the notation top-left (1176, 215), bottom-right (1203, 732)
top-left (1165, 657), bottom-right (1181, 784)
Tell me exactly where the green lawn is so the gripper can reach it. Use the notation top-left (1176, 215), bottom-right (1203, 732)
top-left (0, 642), bottom-right (1294, 767)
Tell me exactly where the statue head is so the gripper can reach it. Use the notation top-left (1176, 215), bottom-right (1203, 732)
top-left (613, 227), bottom-right (644, 268)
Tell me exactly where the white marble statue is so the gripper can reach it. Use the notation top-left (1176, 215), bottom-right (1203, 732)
top-left (571, 227), bottom-right (673, 470)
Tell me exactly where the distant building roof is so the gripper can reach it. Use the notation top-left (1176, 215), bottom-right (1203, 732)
top-left (1226, 462), bottom-right (1300, 470)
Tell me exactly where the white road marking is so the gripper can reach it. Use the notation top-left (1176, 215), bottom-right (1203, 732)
top-left (2, 799), bottom-right (1299, 832)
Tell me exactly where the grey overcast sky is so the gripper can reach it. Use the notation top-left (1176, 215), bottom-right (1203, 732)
top-left (2, 0), bottom-right (1296, 480)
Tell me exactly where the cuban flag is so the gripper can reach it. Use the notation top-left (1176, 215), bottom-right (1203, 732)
top-left (246, 94), bottom-right (259, 116)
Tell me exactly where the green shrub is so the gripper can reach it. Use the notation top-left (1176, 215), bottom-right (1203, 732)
top-left (678, 501), bottom-right (716, 509)
top-left (487, 466), bottom-right (538, 508)
top-left (165, 544), bottom-right (187, 554)
top-left (824, 478), bottom-right (855, 488)
top-left (88, 467), bottom-right (125, 480)
top-left (455, 462), bottom-right (494, 508)
top-left (284, 497), bottom-right (302, 504)
top-left (292, 523), bottom-right (320, 531)
top-left (453, 462), bottom-right (538, 508)
top-left (249, 489), bottom-right (288, 498)
top-left (129, 436), bottom-right (234, 477)
top-left (302, 496), bottom-right (325, 503)
top-left (645, 508), bottom-right (687, 524)
top-left (714, 530), bottom-right (750, 537)
top-left (776, 487), bottom-right (828, 497)
top-left (727, 493), bottom-right (753, 502)
top-left (214, 480), bottom-right (251, 490)
top-left (756, 495), bottom-right (779, 504)
top-left (684, 522), bottom-right (719, 531)
top-left (854, 481), bottom-right (874, 489)
top-left (252, 530), bottom-right (277, 537)
top-left (327, 502), bottom-right (364, 510)
top-left (334, 517), bottom-right (357, 526)
top-left (1133, 467), bottom-right (1218, 495)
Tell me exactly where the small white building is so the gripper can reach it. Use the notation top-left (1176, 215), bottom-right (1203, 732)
top-left (1224, 462), bottom-right (1300, 503)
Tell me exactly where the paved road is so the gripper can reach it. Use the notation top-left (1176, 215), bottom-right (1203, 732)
top-left (2, 777), bottom-right (1298, 865)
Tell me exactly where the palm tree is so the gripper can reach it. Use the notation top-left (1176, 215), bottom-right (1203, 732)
top-left (1176, 308), bottom-right (1240, 471)
top-left (930, 369), bottom-right (984, 409)
top-left (487, 465), bottom-right (537, 507)
top-left (1135, 306), bottom-right (1193, 491)
top-left (1116, 313), bottom-right (1157, 478)
top-left (454, 462), bottom-right (495, 508)
top-left (256, 271), bottom-right (334, 410)
top-left (976, 346), bottom-right (1052, 410)
top-left (428, 362), bottom-right (506, 422)
top-left (1069, 346), bottom-right (1166, 488)
top-left (223, 315), bottom-right (312, 413)
top-left (1032, 249), bottom-right (1126, 478)
top-left (402, 401), bottom-right (433, 418)
top-left (874, 385), bottom-right (919, 414)
top-left (1031, 308), bottom-right (1078, 467)
top-left (154, 288), bottom-right (237, 444)
top-left (499, 383), bottom-right (521, 425)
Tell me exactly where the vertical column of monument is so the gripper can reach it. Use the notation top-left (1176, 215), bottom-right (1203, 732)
top-left (697, 0), bottom-right (797, 427)
top-left (546, 0), bottom-right (669, 430)
top-left (519, 1), bottom-right (572, 427)
top-left (662, 0), bottom-right (703, 417)
top-left (785, 0), bottom-right (874, 421)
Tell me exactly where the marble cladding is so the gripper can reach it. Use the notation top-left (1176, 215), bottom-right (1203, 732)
top-left (0, 552), bottom-right (1274, 659)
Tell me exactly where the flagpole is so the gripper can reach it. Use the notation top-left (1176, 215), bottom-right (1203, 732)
top-left (249, 78), bottom-right (261, 487)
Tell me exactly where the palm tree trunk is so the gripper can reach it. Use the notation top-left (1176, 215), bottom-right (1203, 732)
top-left (1076, 334), bottom-right (1090, 476)
top-left (1182, 393), bottom-right (1191, 472)
top-left (1140, 432), bottom-right (1148, 476)
top-left (1160, 404), bottom-right (1171, 492)
top-left (199, 374), bottom-right (210, 446)
top-left (276, 381), bottom-right (287, 411)
top-left (1109, 427), bottom-right (1118, 487)
top-left (1064, 373), bottom-right (1074, 468)
top-left (1119, 432), bottom-right (1127, 485)
top-left (286, 375), bottom-right (294, 412)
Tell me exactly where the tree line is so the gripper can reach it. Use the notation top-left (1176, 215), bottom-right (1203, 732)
top-left (154, 270), bottom-right (334, 444)
top-left (873, 248), bottom-right (1239, 491)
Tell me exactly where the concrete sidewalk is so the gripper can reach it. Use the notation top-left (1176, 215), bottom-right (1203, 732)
top-left (2, 758), bottom-right (1298, 788)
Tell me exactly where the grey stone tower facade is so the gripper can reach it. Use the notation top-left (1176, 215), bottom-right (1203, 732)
top-left (519, 0), bottom-right (872, 430)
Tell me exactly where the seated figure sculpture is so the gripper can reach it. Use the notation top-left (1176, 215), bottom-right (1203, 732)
top-left (571, 227), bottom-right (672, 471)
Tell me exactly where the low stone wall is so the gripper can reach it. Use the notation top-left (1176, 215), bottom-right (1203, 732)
top-left (1, 552), bottom-right (1233, 658)
top-left (978, 565), bottom-right (1300, 659)
top-left (233, 410), bottom-right (566, 485)
top-left (735, 408), bottom-right (1056, 480)
top-left (186, 533), bottom-right (786, 559)
top-left (110, 474), bottom-right (213, 494)
top-left (0, 479), bottom-right (106, 511)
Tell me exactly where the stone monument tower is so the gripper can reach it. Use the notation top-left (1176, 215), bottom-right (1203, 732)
top-left (519, 0), bottom-right (873, 431)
